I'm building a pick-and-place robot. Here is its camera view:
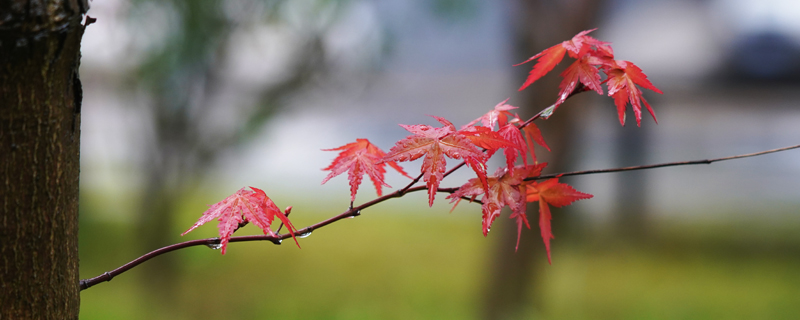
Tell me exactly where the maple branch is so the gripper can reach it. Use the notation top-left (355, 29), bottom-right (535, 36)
top-left (528, 144), bottom-right (800, 181)
top-left (79, 143), bottom-right (798, 291)
top-left (78, 236), bottom-right (280, 291)
top-left (79, 185), bottom-right (468, 291)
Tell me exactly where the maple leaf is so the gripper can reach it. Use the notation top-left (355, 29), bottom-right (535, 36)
top-left (383, 116), bottom-right (488, 206)
top-left (555, 56), bottom-right (604, 106)
top-left (459, 126), bottom-right (514, 153)
top-left (522, 123), bottom-right (549, 163)
top-left (462, 101), bottom-right (549, 168)
top-left (322, 139), bottom-right (411, 201)
top-left (526, 179), bottom-right (592, 263)
top-left (606, 60), bottom-right (663, 126)
top-left (448, 164), bottom-right (546, 249)
top-left (515, 29), bottom-right (611, 91)
top-left (515, 44), bottom-right (567, 91)
top-left (498, 123), bottom-right (529, 169)
top-left (181, 187), bottom-right (298, 254)
top-left (463, 98), bottom-right (518, 129)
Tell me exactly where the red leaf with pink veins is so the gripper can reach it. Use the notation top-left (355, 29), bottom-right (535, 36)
top-left (522, 124), bottom-right (549, 163)
top-left (463, 98), bottom-right (518, 129)
top-left (385, 117), bottom-right (488, 206)
top-left (555, 56), bottom-right (603, 107)
top-left (515, 44), bottom-right (567, 91)
top-left (526, 178), bottom-right (592, 263)
top-left (562, 29), bottom-right (609, 58)
top-left (516, 29), bottom-right (612, 92)
top-left (498, 123), bottom-right (529, 169)
top-left (606, 60), bottom-right (663, 126)
top-left (322, 139), bottom-right (411, 201)
top-left (460, 126), bottom-right (515, 152)
top-left (447, 164), bottom-right (546, 245)
top-left (181, 187), bottom-right (298, 254)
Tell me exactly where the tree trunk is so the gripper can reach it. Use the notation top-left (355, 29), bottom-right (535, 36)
top-left (482, 1), bottom-right (604, 319)
top-left (0, 0), bottom-right (88, 318)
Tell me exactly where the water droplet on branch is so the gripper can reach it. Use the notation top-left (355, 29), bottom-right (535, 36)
top-left (298, 231), bottom-right (312, 239)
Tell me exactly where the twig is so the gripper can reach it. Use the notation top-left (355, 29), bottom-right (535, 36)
top-left (519, 83), bottom-right (588, 129)
top-left (274, 210), bottom-right (291, 234)
top-left (528, 144), bottom-right (800, 181)
top-left (398, 173), bottom-right (424, 195)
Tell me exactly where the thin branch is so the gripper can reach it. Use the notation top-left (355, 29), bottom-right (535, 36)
top-left (80, 185), bottom-right (456, 291)
top-left (79, 143), bottom-right (799, 291)
top-left (398, 173), bottom-right (424, 195)
top-left (519, 83), bottom-right (588, 129)
top-left (529, 144), bottom-right (800, 181)
top-left (442, 162), bottom-right (467, 179)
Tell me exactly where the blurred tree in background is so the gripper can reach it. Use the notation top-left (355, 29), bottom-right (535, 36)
top-left (482, 1), bottom-right (607, 318)
top-left (119, 0), bottom-right (371, 304)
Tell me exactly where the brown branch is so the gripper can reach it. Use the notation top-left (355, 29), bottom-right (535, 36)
top-left (528, 144), bottom-right (800, 181)
top-left (79, 185), bottom-right (458, 290)
top-left (79, 143), bottom-right (800, 291)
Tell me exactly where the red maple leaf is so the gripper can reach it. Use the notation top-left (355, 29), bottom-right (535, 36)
top-left (526, 179), bottom-right (592, 263)
top-left (463, 102), bottom-right (549, 168)
top-left (555, 56), bottom-right (604, 106)
top-left (181, 187), bottom-right (298, 254)
top-left (606, 60), bottom-right (663, 126)
top-left (459, 126), bottom-right (515, 154)
top-left (322, 139), bottom-right (411, 201)
top-left (463, 98), bottom-right (518, 129)
top-left (515, 44), bottom-right (567, 91)
top-left (515, 29), bottom-right (611, 91)
top-left (448, 164), bottom-right (546, 249)
top-left (522, 124), bottom-right (549, 163)
top-left (383, 116), bottom-right (488, 206)
top-left (497, 123), bottom-right (531, 169)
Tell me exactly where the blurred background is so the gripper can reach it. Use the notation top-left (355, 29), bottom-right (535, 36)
top-left (77, 0), bottom-right (800, 319)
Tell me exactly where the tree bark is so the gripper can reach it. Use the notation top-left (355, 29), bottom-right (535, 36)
top-left (0, 0), bottom-right (88, 318)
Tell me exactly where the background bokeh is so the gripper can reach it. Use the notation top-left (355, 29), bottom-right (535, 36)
top-left (78, 0), bottom-right (800, 319)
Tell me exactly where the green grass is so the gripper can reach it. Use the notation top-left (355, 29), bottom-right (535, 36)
top-left (79, 191), bottom-right (800, 319)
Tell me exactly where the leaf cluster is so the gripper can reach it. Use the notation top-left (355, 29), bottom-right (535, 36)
top-left (182, 29), bottom-right (662, 262)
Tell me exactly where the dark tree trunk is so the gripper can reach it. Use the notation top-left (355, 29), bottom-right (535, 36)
top-left (0, 0), bottom-right (88, 318)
